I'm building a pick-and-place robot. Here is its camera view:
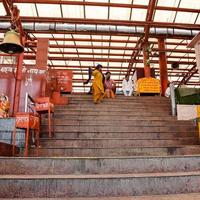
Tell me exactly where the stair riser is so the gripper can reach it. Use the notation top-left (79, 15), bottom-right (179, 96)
top-left (54, 111), bottom-right (171, 116)
top-left (69, 96), bottom-right (170, 99)
top-left (1, 157), bottom-right (200, 175)
top-left (42, 126), bottom-right (197, 132)
top-left (68, 103), bottom-right (171, 107)
top-left (42, 120), bottom-right (195, 127)
top-left (59, 104), bottom-right (171, 109)
top-left (69, 97), bottom-right (170, 100)
top-left (1, 175), bottom-right (200, 198)
top-left (47, 116), bottom-right (177, 121)
top-left (55, 106), bottom-right (171, 110)
top-left (33, 147), bottom-right (200, 157)
top-left (40, 139), bottom-right (198, 148)
top-left (69, 98), bottom-right (170, 103)
top-left (41, 132), bottom-right (197, 139)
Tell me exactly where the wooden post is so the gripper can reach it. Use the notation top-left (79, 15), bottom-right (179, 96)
top-left (143, 43), bottom-right (151, 77)
top-left (158, 38), bottom-right (168, 96)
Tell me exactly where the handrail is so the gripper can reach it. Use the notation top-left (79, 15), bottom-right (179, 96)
top-left (169, 83), bottom-right (176, 116)
top-left (24, 93), bottom-right (35, 113)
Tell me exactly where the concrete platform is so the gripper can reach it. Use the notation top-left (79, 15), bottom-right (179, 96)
top-left (1, 172), bottom-right (200, 198)
top-left (1, 155), bottom-right (200, 175)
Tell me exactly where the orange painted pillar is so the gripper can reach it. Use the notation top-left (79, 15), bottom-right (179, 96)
top-left (13, 52), bottom-right (24, 116)
top-left (158, 38), bottom-right (168, 96)
top-left (143, 43), bottom-right (151, 77)
top-left (36, 38), bottom-right (49, 70)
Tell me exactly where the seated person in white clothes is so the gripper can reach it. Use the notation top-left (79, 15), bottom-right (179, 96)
top-left (165, 82), bottom-right (171, 98)
top-left (122, 74), bottom-right (134, 96)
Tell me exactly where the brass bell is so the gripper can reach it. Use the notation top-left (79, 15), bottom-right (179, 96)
top-left (0, 29), bottom-right (24, 54)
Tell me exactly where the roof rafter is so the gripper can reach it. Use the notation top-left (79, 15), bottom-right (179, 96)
top-left (178, 65), bottom-right (198, 87)
top-left (2, 0), bottom-right (12, 15)
top-left (5, 0), bottom-right (200, 14)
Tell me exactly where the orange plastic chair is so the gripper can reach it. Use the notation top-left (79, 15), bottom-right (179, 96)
top-left (35, 97), bottom-right (54, 138)
top-left (15, 112), bottom-right (40, 157)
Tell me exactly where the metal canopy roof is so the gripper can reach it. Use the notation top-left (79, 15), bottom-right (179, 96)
top-left (0, 0), bottom-right (200, 93)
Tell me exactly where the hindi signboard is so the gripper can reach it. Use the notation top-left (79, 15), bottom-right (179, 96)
top-left (136, 77), bottom-right (161, 95)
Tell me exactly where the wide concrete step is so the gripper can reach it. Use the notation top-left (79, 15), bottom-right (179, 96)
top-left (42, 119), bottom-right (195, 127)
top-left (41, 131), bottom-right (198, 139)
top-left (1, 172), bottom-right (200, 198)
top-left (68, 95), bottom-right (170, 99)
top-left (68, 103), bottom-right (171, 109)
top-left (54, 108), bottom-right (170, 113)
top-left (55, 104), bottom-right (171, 109)
top-left (68, 96), bottom-right (170, 102)
top-left (54, 111), bottom-right (171, 116)
top-left (48, 115), bottom-right (177, 121)
top-left (6, 193), bottom-right (200, 200)
top-left (59, 102), bottom-right (171, 107)
top-left (69, 97), bottom-right (170, 106)
top-left (7, 193), bottom-right (200, 200)
top-left (68, 94), bottom-right (169, 99)
top-left (44, 125), bottom-right (196, 133)
top-left (31, 145), bottom-right (200, 157)
top-left (61, 193), bottom-right (200, 200)
top-left (1, 155), bottom-right (200, 175)
top-left (69, 102), bottom-right (171, 108)
top-left (40, 138), bottom-right (199, 148)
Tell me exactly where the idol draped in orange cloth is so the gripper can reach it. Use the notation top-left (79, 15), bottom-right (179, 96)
top-left (0, 94), bottom-right (10, 118)
top-left (92, 64), bottom-right (105, 104)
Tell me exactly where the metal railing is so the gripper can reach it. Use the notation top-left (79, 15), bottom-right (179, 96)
top-left (24, 93), bottom-right (35, 113)
top-left (169, 83), bottom-right (177, 116)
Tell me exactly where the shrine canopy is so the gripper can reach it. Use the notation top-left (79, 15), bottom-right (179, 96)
top-left (0, 0), bottom-right (200, 93)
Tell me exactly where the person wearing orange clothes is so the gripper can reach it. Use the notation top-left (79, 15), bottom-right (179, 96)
top-left (104, 71), bottom-right (116, 99)
top-left (92, 64), bottom-right (105, 103)
top-left (84, 64), bottom-right (105, 104)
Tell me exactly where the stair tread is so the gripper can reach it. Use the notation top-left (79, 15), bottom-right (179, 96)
top-left (37, 145), bottom-right (200, 149)
top-left (40, 137), bottom-right (197, 140)
top-left (8, 193), bottom-right (199, 199)
top-left (2, 154), bottom-right (200, 159)
top-left (1, 171), bottom-right (200, 179)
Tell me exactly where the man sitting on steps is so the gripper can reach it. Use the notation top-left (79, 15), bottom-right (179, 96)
top-left (122, 74), bottom-right (134, 96)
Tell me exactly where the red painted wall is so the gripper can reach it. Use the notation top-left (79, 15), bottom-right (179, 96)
top-left (0, 73), bottom-right (46, 115)
top-left (48, 69), bottom-right (73, 93)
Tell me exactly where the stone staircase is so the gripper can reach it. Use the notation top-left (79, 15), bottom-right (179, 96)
top-left (0, 94), bottom-right (200, 199)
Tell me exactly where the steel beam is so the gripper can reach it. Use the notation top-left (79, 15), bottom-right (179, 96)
top-left (143, 43), bottom-right (151, 77)
top-left (0, 16), bottom-right (199, 30)
top-left (34, 44), bottom-right (195, 53)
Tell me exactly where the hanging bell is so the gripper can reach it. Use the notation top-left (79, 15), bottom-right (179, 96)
top-left (0, 29), bottom-right (24, 54)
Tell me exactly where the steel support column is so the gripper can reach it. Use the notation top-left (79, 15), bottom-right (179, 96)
top-left (143, 43), bottom-right (151, 77)
top-left (13, 52), bottom-right (24, 115)
top-left (158, 38), bottom-right (168, 96)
